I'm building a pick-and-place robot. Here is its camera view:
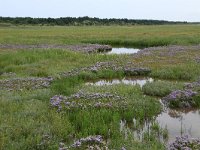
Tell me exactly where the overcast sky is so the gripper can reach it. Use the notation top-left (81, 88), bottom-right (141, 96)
top-left (0, 0), bottom-right (200, 22)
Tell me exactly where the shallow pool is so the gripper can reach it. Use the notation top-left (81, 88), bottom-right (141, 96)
top-left (85, 77), bottom-right (153, 88)
top-left (107, 47), bottom-right (140, 54)
top-left (157, 108), bottom-right (200, 141)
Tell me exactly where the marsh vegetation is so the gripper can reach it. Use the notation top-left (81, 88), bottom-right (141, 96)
top-left (0, 25), bottom-right (200, 150)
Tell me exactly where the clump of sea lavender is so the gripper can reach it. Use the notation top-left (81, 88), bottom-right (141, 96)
top-left (60, 60), bottom-right (151, 78)
top-left (184, 78), bottom-right (200, 90)
top-left (195, 57), bottom-right (200, 63)
top-left (58, 135), bottom-right (107, 150)
top-left (162, 90), bottom-right (197, 108)
top-left (50, 91), bottom-right (126, 111)
top-left (50, 95), bottom-right (66, 111)
top-left (60, 61), bottom-right (119, 78)
top-left (168, 135), bottom-right (200, 150)
top-left (0, 77), bottom-right (53, 91)
top-left (66, 91), bottom-right (124, 100)
top-left (0, 72), bottom-right (16, 78)
top-left (71, 135), bottom-right (103, 148)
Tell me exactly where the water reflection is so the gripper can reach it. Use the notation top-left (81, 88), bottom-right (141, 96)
top-left (85, 77), bottom-right (153, 88)
top-left (107, 47), bottom-right (140, 54)
top-left (157, 108), bottom-right (200, 141)
top-left (120, 108), bottom-right (200, 142)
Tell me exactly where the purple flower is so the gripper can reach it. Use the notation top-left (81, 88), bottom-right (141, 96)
top-left (162, 89), bottom-right (197, 108)
top-left (69, 135), bottom-right (103, 148)
top-left (168, 135), bottom-right (200, 150)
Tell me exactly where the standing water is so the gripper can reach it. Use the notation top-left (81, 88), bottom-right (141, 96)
top-left (107, 47), bottom-right (140, 54)
top-left (120, 107), bottom-right (200, 142)
top-left (156, 108), bottom-right (200, 141)
top-left (85, 77), bottom-right (153, 88)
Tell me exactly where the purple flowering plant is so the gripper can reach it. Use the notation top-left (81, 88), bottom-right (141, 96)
top-left (168, 135), bottom-right (200, 150)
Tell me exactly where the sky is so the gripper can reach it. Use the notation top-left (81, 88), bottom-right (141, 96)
top-left (0, 0), bottom-right (200, 22)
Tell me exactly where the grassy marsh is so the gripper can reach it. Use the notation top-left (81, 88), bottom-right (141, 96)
top-left (1, 25), bottom-right (200, 149)
top-left (0, 25), bottom-right (200, 46)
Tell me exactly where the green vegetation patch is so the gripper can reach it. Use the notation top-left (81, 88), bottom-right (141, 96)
top-left (142, 80), bottom-right (184, 97)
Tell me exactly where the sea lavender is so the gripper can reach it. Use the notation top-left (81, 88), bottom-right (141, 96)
top-left (0, 77), bottom-right (53, 91)
top-left (50, 91), bottom-right (126, 111)
top-left (168, 135), bottom-right (200, 150)
top-left (67, 135), bottom-right (104, 149)
top-left (162, 90), bottom-right (197, 108)
top-left (50, 95), bottom-right (66, 111)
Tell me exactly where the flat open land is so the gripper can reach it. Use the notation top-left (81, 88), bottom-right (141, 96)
top-left (1, 25), bottom-right (200, 150)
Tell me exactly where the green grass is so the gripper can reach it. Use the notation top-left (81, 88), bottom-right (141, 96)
top-left (132, 48), bottom-right (200, 81)
top-left (51, 76), bottom-right (84, 96)
top-left (142, 80), bottom-right (184, 97)
top-left (0, 49), bottom-right (128, 78)
top-left (151, 63), bottom-right (200, 80)
top-left (0, 90), bottom-right (74, 150)
top-left (0, 25), bottom-right (200, 46)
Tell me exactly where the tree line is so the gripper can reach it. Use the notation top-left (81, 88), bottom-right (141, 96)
top-left (0, 16), bottom-right (188, 26)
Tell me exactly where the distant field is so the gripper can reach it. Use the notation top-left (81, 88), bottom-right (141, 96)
top-left (0, 25), bottom-right (200, 46)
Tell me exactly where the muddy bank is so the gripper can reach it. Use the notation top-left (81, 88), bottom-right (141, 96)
top-left (0, 44), bottom-right (112, 53)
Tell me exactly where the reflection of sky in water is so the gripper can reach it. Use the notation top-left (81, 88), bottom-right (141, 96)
top-left (108, 48), bottom-right (140, 54)
top-left (120, 108), bottom-right (200, 142)
top-left (156, 109), bottom-right (200, 141)
top-left (85, 77), bottom-right (153, 88)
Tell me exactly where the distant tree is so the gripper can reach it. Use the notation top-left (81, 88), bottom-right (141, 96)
top-left (0, 16), bottom-right (188, 26)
